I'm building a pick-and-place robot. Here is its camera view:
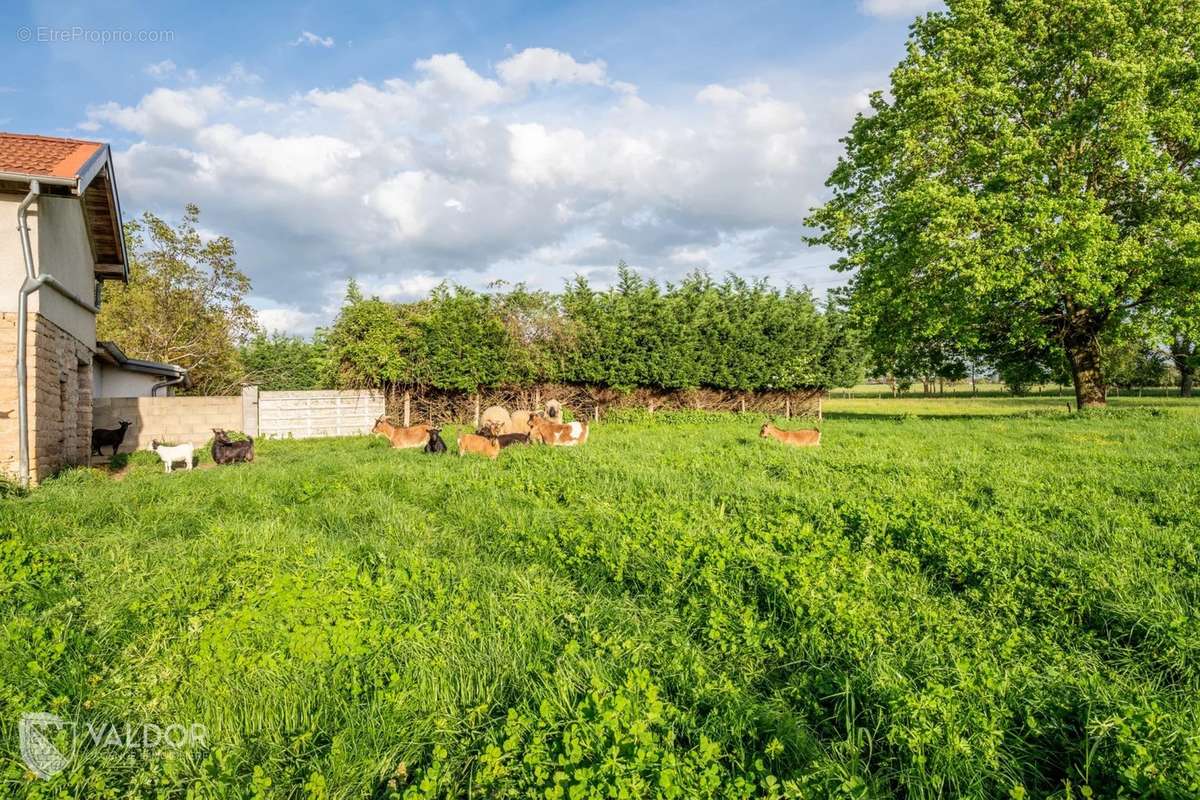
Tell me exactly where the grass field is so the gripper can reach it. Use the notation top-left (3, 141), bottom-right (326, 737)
top-left (2, 398), bottom-right (1199, 798)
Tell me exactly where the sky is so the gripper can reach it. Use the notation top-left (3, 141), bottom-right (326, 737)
top-left (1, 0), bottom-right (941, 335)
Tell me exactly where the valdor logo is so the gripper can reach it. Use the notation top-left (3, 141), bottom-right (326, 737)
top-left (18, 713), bottom-right (209, 779)
top-left (19, 712), bottom-right (75, 780)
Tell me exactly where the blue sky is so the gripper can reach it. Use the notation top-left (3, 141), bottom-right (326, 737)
top-left (1, 0), bottom-right (939, 333)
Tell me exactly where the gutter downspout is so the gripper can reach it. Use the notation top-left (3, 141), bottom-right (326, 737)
top-left (16, 181), bottom-right (40, 488)
top-left (15, 181), bottom-right (100, 487)
top-left (150, 374), bottom-right (185, 396)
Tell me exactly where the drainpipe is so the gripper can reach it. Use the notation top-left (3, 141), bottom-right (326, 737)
top-left (15, 181), bottom-right (40, 488)
top-left (15, 181), bottom-right (100, 487)
top-left (151, 374), bottom-right (185, 396)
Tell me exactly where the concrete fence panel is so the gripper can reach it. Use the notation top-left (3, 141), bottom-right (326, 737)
top-left (256, 389), bottom-right (384, 439)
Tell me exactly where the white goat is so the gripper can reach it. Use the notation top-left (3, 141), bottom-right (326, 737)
top-left (151, 440), bottom-right (194, 473)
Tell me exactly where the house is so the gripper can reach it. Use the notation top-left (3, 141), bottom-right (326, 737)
top-left (0, 132), bottom-right (129, 484)
top-left (93, 341), bottom-right (189, 398)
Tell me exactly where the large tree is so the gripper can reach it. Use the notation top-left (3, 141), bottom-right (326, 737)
top-left (98, 205), bottom-right (259, 395)
top-left (807, 0), bottom-right (1200, 408)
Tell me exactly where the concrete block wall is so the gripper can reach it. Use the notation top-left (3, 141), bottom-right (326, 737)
top-left (92, 395), bottom-right (243, 453)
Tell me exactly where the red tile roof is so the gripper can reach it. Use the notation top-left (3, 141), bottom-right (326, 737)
top-left (0, 132), bottom-right (105, 181)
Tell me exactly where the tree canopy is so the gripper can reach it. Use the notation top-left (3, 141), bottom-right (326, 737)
top-left (807, 0), bottom-right (1200, 408)
top-left (98, 205), bottom-right (259, 395)
top-left (318, 267), bottom-right (865, 393)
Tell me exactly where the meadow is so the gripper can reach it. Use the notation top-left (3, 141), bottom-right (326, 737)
top-left (1, 397), bottom-right (1198, 798)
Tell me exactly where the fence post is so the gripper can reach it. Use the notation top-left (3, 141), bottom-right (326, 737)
top-left (403, 391), bottom-right (411, 427)
top-left (242, 385), bottom-right (259, 437)
top-left (786, 398), bottom-right (791, 419)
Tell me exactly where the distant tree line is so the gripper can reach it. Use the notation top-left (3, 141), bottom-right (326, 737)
top-left (100, 207), bottom-right (1196, 401)
top-left (240, 265), bottom-right (867, 394)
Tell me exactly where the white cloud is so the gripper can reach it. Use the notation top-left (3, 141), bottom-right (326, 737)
top-left (414, 53), bottom-right (508, 106)
top-left (255, 306), bottom-right (326, 336)
top-left (497, 48), bottom-right (608, 89)
top-left (84, 86), bottom-right (228, 137)
top-left (859, 0), bottom-right (942, 17)
top-left (224, 62), bottom-right (262, 85)
top-left (145, 59), bottom-right (177, 79)
top-left (91, 50), bottom-right (865, 334)
top-left (292, 31), bottom-right (334, 48)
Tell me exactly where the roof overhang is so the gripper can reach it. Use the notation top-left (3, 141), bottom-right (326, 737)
top-left (0, 135), bottom-right (130, 283)
top-left (95, 341), bottom-right (191, 387)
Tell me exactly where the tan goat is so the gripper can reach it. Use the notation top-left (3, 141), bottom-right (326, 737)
top-left (372, 416), bottom-right (433, 449)
top-left (759, 422), bottom-right (821, 447)
top-left (457, 432), bottom-right (500, 459)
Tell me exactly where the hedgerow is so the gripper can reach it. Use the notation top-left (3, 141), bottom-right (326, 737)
top-left (315, 267), bottom-right (865, 394)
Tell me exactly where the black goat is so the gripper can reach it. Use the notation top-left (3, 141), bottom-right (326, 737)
top-left (211, 428), bottom-right (255, 465)
top-left (495, 433), bottom-right (530, 449)
top-left (92, 420), bottom-right (131, 456)
top-left (475, 421), bottom-right (529, 449)
top-left (424, 428), bottom-right (447, 454)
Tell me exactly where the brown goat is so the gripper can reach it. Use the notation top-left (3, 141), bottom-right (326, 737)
top-left (476, 421), bottom-right (528, 449)
top-left (528, 413), bottom-right (588, 447)
top-left (759, 422), bottom-right (821, 447)
top-left (372, 416), bottom-right (433, 449)
top-left (457, 432), bottom-right (500, 459)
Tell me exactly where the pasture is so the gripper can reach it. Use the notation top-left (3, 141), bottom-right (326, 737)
top-left (2, 398), bottom-right (1198, 798)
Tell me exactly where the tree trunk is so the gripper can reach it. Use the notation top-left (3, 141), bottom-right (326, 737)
top-left (1172, 334), bottom-right (1195, 398)
top-left (1065, 334), bottom-right (1107, 409)
top-left (403, 391), bottom-right (411, 427)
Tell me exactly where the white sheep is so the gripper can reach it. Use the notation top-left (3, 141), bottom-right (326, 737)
top-left (151, 441), bottom-right (194, 473)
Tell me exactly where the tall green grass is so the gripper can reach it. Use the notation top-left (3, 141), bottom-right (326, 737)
top-left (1, 400), bottom-right (1198, 798)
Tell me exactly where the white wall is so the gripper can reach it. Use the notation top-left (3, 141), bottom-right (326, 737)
top-left (35, 196), bottom-right (97, 346)
top-left (257, 390), bottom-right (384, 439)
top-left (92, 362), bottom-right (166, 398)
top-left (0, 194), bottom-right (98, 347)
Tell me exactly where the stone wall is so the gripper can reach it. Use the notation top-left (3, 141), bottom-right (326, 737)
top-left (0, 311), bottom-right (95, 483)
top-left (92, 395), bottom-right (243, 453)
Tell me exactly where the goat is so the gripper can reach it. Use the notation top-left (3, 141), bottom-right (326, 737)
top-left (372, 416), bottom-right (433, 449)
top-left (495, 433), bottom-right (530, 449)
top-left (211, 429), bottom-right (255, 465)
top-left (759, 422), bottom-right (821, 447)
top-left (528, 413), bottom-right (588, 447)
top-left (151, 440), bottom-right (194, 473)
top-left (424, 428), bottom-right (447, 454)
top-left (457, 432), bottom-right (500, 459)
top-left (92, 420), bottom-right (132, 456)
top-left (476, 421), bottom-right (528, 448)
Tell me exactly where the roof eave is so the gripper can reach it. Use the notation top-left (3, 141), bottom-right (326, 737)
top-left (0, 147), bottom-right (130, 284)
top-left (95, 340), bottom-right (188, 382)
